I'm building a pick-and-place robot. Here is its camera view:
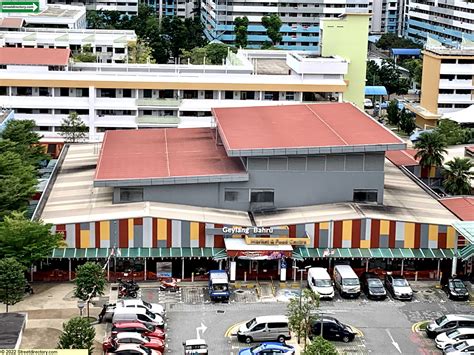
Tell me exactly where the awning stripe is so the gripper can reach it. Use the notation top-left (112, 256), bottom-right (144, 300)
top-left (291, 248), bottom-right (456, 259)
top-left (49, 248), bottom-right (227, 259)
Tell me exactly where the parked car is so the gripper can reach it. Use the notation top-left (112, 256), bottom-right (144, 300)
top-left (237, 315), bottom-right (291, 344)
top-left (384, 274), bottom-right (413, 300)
top-left (443, 279), bottom-right (470, 301)
top-left (333, 265), bottom-right (360, 298)
top-left (309, 317), bottom-right (356, 343)
top-left (360, 272), bottom-right (386, 300)
top-left (307, 267), bottom-right (334, 300)
top-left (103, 332), bottom-right (165, 353)
top-left (111, 321), bottom-right (165, 339)
top-left (239, 342), bottom-right (295, 355)
top-left (426, 315), bottom-right (474, 339)
top-left (105, 299), bottom-right (165, 322)
top-left (183, 339), bottom-right (208, 354)
top-left (106, 344), bottom-right (162, 355)
top-left (436, 328), bottom-right (474, 350)
top-left (364, 99), bottom-right (373, 109)
top-left (443, 339), bottom-right (474, 354)
top-left (112, 308), bottom-right (164, 328)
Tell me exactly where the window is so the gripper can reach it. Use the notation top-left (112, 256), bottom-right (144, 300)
top-left (241, 91), bottom-right (255, 100)
top-left (224, 190), bottom-right (239, 201)
top-left (39, 87), bottom-right (50, 96)
top-left (159, 89), bottom-right (174, 98)
top-left (122, 89), bottom-right (132, 98)
top-left (17, 87), bottom-right (32, 96)
top-left (0, 87), bottom-right (7, 95)
top-left (268, 322), bottom-right (287, 329)
top-left (251, 190), bottom-right (274, 203)
top-left (441, 59), bottom-right (456, 64)
top-left (59, 88), bottom-right (69, 96)
top-left (120, 188), bottom-right (144, 202)
top-left (183, 90), bottom-right (198, 99)
top-left (353, 189), bottom-right (378, 203)
top-left (100, 88), bottom-right (116, 98)
top-left (264, 91), bottom-right (279, 101)
top-left (115, 47), bottom-right (125, 54)
top-left (225, 91), bottom-right (233, 99)
top-left (439, 89), bottom-right (454, 94)
top-left (143, 89), bottom-right (152, 98)
top-left (204, 90), bottom-right (214, 99)
top-left (456, 89), bottom-right (471, 94)
top-left (285, 92), bottom-right (295, 100)
top-left (252, 323), bottom-right (265, 331)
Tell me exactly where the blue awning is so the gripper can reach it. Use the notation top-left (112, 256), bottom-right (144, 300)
top-left (391, 48), bottom-right (421, 56)
top-left (365, 86), bottom-right (388, 96)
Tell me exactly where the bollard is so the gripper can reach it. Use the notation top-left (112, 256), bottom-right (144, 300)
top-left (244, 271), bottom-right (247, 282)
top-left (191, 272), bottom-right (194, 283)
top-left (415, 271), bottom-right (418, 282)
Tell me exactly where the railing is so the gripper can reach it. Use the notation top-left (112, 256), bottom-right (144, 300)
top-left (31, 144), bottom-right (69, 221)
top-left (135, 115), bottom-right (180, 125)
top-left (136, 98), bottom-right (181, 107)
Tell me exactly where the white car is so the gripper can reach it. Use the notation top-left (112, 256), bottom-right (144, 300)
top-left (364, 99), bottom-right (373, 109)
top-left (117, 299), bottom-right (165, 317)
top-left (443, 339), bottom-right (474, 354)
top-left (436, 329), bottom-right (474, 350)
top-left (108, 343), bottom-right (160, 355)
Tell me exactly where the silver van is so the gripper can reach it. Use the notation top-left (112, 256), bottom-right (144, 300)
top-left (426, 314), bottom-right (474, 339)
top-left (334, 265), bottom-right (360, 298)
top-left (237, 315), bottom-right (291, 344)
top-left (112, 308), bottom-right (165, 328)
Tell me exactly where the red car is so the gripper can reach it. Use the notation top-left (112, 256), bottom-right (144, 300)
top-left (111, 322), bottom-right (165, 339)
top-left (103, 333), bottom-right (165, 353)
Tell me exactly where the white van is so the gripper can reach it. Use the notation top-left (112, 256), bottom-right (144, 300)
top-left (333, 265), bottom-right (360, 298)
top-left (112, 307), bottom-right (165, 328)
top-left (237, 315), bottom-right (291, 344)
top-left (307, 267), bottom-right (334, 300)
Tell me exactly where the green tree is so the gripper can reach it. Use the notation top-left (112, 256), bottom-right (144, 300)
top-left (182, 43), bottom-right (235, 65)
top-left (302, 336), bottom-right (338, 355)
top-left (59, 112), bottom-right (88, 143)
top-left (442, 157), bottom-right (473, 196)
top-left (1, 119), bottom-right (49, 168)
top-left (386, 100), bottom-right (400, 127)
top-left (0, 258), bottom-right (26, 312)
top-left (379, 60), bottom-right (410, 95)
top-left (74, 262), bottom-right (107, 318)
top-left (234, 16), bottom-right (249, 48)
top-left (376, 33), bottom-right (422, 49)
top-left (399, 108), bottom-right (416, 135)
top-left (73, 44), bottom-right (97, 63)
top-left (162, 16), bottom-right (188, 59)
top-left (401, 58), bottom-right (422, 86)
top-left (0, 151), bottom-right (37, 219)
top-left (128, 39), bottom-right (156, 64)
top-left (414, 132), bottom-right (448, 169)
top-left (58, 317), bottom-right (96, 354)
top-left (366, 60), bottom-right (381, 86)
top-left (287, 289), bottom-right (320, 348)
top-left (262, 14), bottom-right (282, 46)
top-left (0, 212), bottom-right (64, 270)
top-left (435, 119), bottom-right (473, 145)
top-left (86, 10), bottom-right (107, 29)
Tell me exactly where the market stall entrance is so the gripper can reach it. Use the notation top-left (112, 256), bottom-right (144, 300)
top-left (224, 238), bottom-right (293, 281)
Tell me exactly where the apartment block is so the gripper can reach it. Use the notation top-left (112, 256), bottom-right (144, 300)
top-left (47, 0), bottom-right (138, 15)
top-left (201, 0), bottom-right (370, 50)
top-left (368, 0), bottom-right (403, 35)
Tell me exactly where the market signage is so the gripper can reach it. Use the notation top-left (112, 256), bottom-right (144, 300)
top-left (245, 235), bottom-right (310, 246)
top-left (206, 226), bottom-right (289, 237)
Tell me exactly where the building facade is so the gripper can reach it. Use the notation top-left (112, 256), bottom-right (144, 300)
top-left (404, 0), bottom-right (474, 47)
top-left (0, 29), bottom-right (137, 64)
top-left (368, 0), bottom-right (402, 35)
top-left (201, 0), bottom-right (370, 50)
top-left (47, 0), bottom-right (138, 16)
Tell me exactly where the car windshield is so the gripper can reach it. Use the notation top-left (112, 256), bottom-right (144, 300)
top-left (435, 316), bottom-right (447, 326)
top-left (315, 279), bottom-right (332, 287)
top-left (447, 330), bottom-right (460, 339)
top-left (368, 279), bottom-right (383, 287)
top-left (143, 335), bottom-right (150, 342)
top-left (142, 301), bottom-right (151, 308)
top-left (246, 319), bottom-right (257, 329)
top-left (145, 324), bottom-right (154, 331)
top-left (454, 341), bottom-right (468, 350)
top-left (213, 284), bottom-right (228, 291)
top-left (140, 345), bottom-right (152, 354)
top-left (343, 278), bottom-right (359, 286)
top-left (451, 280), bottom-right (466, 289)
top-left (393, 279), bottom-right (408, 287)
top-left (146, 310), bottom-right (155, 319)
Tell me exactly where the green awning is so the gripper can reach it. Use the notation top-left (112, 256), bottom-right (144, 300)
top-left (292, 248), bottom-right (457, 259)
top-left (49, 248), bottom-right (226, 259)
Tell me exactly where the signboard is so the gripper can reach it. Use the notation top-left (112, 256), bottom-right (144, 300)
top-left (245, 235), bottom-right (310, 246)
top-left (156, 261), bottom-right (172, 278)
top-left (0, 1), bottom-right (40, 13)
top-left (206, 226), bottom-right (289, 237)
top-left (227, 250), bottom-right (292, 260)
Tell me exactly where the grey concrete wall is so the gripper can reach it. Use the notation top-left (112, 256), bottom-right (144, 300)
top-left (113, 153), bottom-right (386, 210)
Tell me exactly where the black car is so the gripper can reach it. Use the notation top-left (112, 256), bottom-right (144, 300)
top-left (384, 274), bottom-right (413, 300)
top-left (310, 317), bottom-right (356, 343)
top-left (443, 279), bottom-right (470, 301)
top-left (360, 272), bottom-right (386, 300)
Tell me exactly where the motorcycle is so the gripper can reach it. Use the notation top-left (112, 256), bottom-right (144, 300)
top-left (24, 283), bottom-right (34, 295)
top-left (159, 278), bottom-right (180, 292)
top-left (117, 278), bottom-right (140, 298)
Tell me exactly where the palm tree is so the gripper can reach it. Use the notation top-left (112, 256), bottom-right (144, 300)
top-left (414, 132), bottom-right (448, 185)
top-left (443, 157), bottom-right (473, 196)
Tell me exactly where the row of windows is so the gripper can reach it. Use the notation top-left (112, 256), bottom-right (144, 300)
top-left (409, 8), bottom-right (474, 25)
top-left (440, 74), bottom-right (473, 80)
top-left (407, 25), bottom-right (465, 42)
top-left (438, 89), bottom-right (473, 95)
top-left (438, 103), bottom-right (472, 109)
top-left (410, 0), bottom-right (474, 14)
top-left (441, 59), bottom-right (474, 64)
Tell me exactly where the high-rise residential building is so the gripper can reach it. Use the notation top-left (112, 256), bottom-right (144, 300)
top-left (404, 0), bottom-right (474, 47)
top-left (201, 0), bottom-right (370, 50)
top-left (47, 0), bottom-right (138, 16)
top-left (146, 0), bottom-right (196, 19)
top-left (368, 0), bottom-right (403, 35)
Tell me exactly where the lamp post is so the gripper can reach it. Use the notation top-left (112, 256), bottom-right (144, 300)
top-left (77, 301), bottom-right (85, 317)
top-left (292, 264), bottom-right (311, 344)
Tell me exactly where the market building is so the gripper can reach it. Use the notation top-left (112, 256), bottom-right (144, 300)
top-left (33, 103), bottom-right (473, 282)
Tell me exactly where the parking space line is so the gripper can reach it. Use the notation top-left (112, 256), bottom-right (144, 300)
top-left (224, 321), bottom-right (246, 337)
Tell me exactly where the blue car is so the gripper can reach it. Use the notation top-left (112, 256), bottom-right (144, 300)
top-left (239, 342), bottom-right (295, 355)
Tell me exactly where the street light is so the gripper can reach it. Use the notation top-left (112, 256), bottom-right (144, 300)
top-left (292, 264), bottom-right (311, 344)
top-left (77, 301), bottom-right (85, 317)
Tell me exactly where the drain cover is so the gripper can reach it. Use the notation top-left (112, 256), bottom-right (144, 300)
top-left (235, 289), bottom-right (244, 294)
top-left (217, 310), bottom-right (225, 314)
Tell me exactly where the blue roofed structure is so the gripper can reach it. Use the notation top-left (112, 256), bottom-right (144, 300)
top-left (391, 48), bottom-right (421, 57)
top-left (364, 86), bottom-right (388, 96)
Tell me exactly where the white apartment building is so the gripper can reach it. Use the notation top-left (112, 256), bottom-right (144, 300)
top-left (48, 0), bottom-right (138, 16)
top-left (368, 0), bottom-right (403, 35)
top-left (0, 47), bottom-right (350, 142)
top-left (0, 28), bottom-right (137, 64)
top-left (404, 0), bottom-right (474, 47)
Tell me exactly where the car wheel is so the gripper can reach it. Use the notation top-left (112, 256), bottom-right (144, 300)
top-left (342, 335), bottom-right (351, 343)
top-left (277, 335), bottom-right (286, 343)
top-left (244, 336), bottom-right (252, 344)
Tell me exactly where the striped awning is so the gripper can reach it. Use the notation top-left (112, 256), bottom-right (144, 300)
top-left (293, 248), bottom-right (457, 260)
top-left (49, 248), bottom-right (227, 259)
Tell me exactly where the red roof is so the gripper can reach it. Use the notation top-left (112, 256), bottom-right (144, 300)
top-left (385, 149), bottom-right (419, 167)
top-left (213, 103), bottom-right (404, 153)
top-left (0, 48), bottom-right (70, 66)
top-left (440, 197), bottom-right (474, 221)
top-left (0, 18), bottom-right (24, 29)
top-left (95, 128), bottom-right (246, 182)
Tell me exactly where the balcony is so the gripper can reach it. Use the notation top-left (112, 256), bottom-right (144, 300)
top-left (136, 98), bottom-right (181, 108)
top-left (135, 115), bottom-right (180, 127)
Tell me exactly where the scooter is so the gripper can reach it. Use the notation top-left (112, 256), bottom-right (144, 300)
top-left (159, 278), bottom-right (180, 292)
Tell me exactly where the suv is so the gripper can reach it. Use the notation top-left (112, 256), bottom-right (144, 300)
top-left (360, 272), bottom-right (386, 300)
top-left (426, 315), bottom-right (474, 339)
top-left (309, 317), bottom-right (356, 343)
top-left (384, 274), bottom-right (413, 300)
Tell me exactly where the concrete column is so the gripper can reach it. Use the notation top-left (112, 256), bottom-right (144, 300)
top-left (107, 260), bottom-right (110, 281)
top-left (181, 258), bottom-right (185, 280)
top-left (451, 257), bottom-right (458, 277)
top-left (365, 259), bottom-right (369, 272)
top-left (218, 259), bottom-right (223, 270)
top-left (401, 259), bottom-right (404, 276)
top-left (144, 260), bottom-right (147, 281)
top-left (88, 86), bottom-right (95, 142)
top-left (218, 91), bottom-right (222, 100)
top-left (436, 259), bottom-right (441, 280)
top-left (230, 261), bottom-right (236, 281)
top-left (69, 259), bottom-right (72, 281)
top-left (259, 91), bottom-right (263, 100)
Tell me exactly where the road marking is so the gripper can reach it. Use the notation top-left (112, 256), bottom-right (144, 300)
top-left (196, 322), bottom-right (207, 340)
top-left (385, 329), bottom-right (401, 353)
top-left (412, 321), bottom-right (429, 333)
top-left (225, 321), bottom-right (246, 337)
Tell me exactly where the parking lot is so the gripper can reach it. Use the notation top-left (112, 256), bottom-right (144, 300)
top-left (139, 282), bottom-right (473, 354)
